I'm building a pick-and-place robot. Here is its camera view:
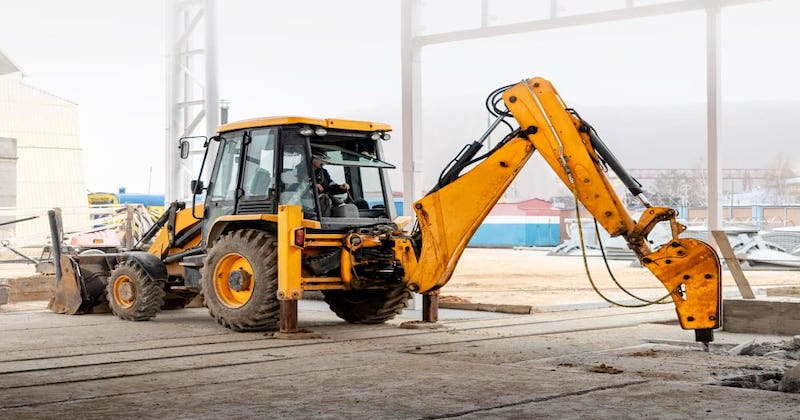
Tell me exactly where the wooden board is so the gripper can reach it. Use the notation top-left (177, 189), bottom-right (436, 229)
top-left (710, 231), bottom-right (755, 299)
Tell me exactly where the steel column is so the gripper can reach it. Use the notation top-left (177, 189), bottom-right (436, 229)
top-left (165, 0), bottom-right (219, 203)
top-left (706, 5), bottom-right (723, 231)
top-left (401, 0), bottom-right (424, 220)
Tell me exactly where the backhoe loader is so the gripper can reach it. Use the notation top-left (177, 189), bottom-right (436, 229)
top-left (50, 77), bottom-right (721, 345)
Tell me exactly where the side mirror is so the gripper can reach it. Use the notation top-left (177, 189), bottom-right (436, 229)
top-left (190, 179), bottom-right (205, 194)
top-left (179, 140), bottom-right (190, 159)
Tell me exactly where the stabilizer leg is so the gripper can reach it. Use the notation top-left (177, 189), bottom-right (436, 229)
top-left (274, 299), bottom-right (320, 340)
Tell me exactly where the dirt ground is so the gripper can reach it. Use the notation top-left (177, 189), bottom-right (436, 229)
top-left (444, 248), bottom-right (800, 310)
top-left (2, 248), bottom-right (800, 418)
top-left (2, 247), bottom-right (798, 312)
top-left (1, 301), bottom-right (798, 418)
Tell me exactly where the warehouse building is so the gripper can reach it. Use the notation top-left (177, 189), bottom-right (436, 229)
top-left (0, 50), bottom-right (86, 242)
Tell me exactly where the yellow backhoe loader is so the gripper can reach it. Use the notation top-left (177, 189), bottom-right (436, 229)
top-left (50, 77), bottom-right (721, 345)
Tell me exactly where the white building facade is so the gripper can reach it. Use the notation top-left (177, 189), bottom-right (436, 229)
top-left (0, 51), bottom-right (87, 243)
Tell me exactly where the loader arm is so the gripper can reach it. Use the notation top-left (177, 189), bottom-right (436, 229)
top-left (408, 77), bottom-right (721, 337)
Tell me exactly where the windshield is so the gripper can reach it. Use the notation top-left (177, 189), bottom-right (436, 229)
top-left (311, 143), bottom-right (395, 168)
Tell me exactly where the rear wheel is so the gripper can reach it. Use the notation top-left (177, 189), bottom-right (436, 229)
top-left (202, 229), bottom-right (280, 331)
top-left (106, 261), bottom-right (165, 321)
top-left (323, 284), bottom-right (410, 324)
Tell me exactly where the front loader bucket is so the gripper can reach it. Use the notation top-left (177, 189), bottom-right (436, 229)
top-left (641, 238), bottom-right (722, 331)
top-left (46, 209), bottom-right (107, 315)
top-left (48, 255), bottom-right (84, 314)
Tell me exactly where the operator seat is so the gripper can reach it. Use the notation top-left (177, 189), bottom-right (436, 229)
top-left (279, 169), bottom-right (314, 212)
top-left (249, 168), bottom-right (272, 197)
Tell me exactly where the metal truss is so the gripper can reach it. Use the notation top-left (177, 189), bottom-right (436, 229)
top-left (165, 0), bottom-right (219, 203)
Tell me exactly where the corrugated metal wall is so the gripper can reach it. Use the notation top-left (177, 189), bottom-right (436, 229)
top-left (0, 72), bottom-right (87, 242)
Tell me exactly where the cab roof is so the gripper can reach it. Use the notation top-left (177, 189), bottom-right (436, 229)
top-left (217, 116), bottom-right (392, 133)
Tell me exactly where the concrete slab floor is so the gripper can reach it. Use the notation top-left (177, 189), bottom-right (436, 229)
top-left (1, 301), bottom-right (798, 419)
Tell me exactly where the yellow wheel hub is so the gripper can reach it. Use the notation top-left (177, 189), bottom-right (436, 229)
top-left (112, 275), bottom-right (136, 308)
top-left (213, 253), bottom-right (255, 308)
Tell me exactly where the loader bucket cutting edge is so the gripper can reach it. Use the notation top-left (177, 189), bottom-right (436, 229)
top-left (48, 255), bottom-right (84, 315)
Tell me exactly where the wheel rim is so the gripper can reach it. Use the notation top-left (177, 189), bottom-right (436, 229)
top-left (112, 274), bottom-right (136, 308)
top-left (213, 253), bottom-right (255, 308)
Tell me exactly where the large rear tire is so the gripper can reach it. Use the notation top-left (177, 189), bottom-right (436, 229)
top-left (202, 229), bottom-right (280, 332)
top-left (323, 284), bottom-right (410, 324)
top-left (106, 260), bottom-right (165, 321)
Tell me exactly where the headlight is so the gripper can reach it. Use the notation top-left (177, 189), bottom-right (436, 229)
top-left (370, 132), bottom-right (381, 141)
top-left (299, 127), bottom-right (313, 136)
top-left (381, 133), bottom-right (391, 141)
top-left (315, 127), bottom-right (327, 136)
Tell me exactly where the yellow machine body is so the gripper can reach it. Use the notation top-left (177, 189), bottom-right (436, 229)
top-left (53, 84), bottom-right (720, 339)
top-left (405, 77), bottom-right (721, 331)
top-left (148, 204), bottom-right (204, 259)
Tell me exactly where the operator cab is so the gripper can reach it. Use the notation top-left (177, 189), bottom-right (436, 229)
top-left (187, 117), bottom-right (396, 237)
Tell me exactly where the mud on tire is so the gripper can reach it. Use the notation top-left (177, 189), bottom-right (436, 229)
top-left (106, 260), bottom-right (165, 321)
top-left (323, 284), bottom-right (411, 324)
top-left (202, 229), bottom-right (280, 332)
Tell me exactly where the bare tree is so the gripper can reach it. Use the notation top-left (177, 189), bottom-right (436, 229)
top-left (765, 155), bottom-right (796, 204)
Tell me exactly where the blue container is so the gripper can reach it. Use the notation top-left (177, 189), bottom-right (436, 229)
top-left (117, 193), bottom-right (165, 207)
top-left (468, 216), bottom-right (561, 247)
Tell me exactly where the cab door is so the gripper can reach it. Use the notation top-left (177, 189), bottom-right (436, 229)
top-left (203, 130), bottom-right (244, 236)
top-left (237, 127), bottom-right (278, 215)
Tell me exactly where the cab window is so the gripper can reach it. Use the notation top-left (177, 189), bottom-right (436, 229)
top-left (242, 128), bottom-right (277, 199)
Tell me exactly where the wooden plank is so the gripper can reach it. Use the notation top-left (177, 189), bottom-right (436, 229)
top-left (124, 204), bottom-right (135, 249)
top-left (766, 286), bottom-right (800, 297)
top-left (438, 302), bottom-right (532, 315)
top-left (711, 230), bottom-right (755, 299)
top-left (7, 275), bottom-right (55, 302)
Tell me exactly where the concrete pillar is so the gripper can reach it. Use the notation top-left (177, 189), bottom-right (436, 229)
top-left (0, 138), bottom-right (17, 238)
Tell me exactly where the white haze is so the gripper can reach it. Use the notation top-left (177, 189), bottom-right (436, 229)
top-left (0, 0), bottom-right (797, 199)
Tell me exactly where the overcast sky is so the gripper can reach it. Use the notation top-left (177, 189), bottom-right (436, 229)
top-left (0, 0), bottom-right (798, 196)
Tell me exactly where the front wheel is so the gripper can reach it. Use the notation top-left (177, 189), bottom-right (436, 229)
top-left (202, 229), bottom-right (280, 331)
top-left (106, 260), bottom-right (165, 321)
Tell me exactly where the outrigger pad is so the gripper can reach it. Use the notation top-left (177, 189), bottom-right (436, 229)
top-left (48, 256), bottom-right (84, 315)
top-left (641, 238), bottom-right (722, 331)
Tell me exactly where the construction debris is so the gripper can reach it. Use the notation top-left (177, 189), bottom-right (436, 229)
top-left (717, 337), bottom-right (800, 393)
top-left (588, 363), bottom-right (623, 374)
top-left (726, 337), bottom-right (800, 359)
top-left (727, 233), bottom-right (800, 269)
top-left (779, 363), bottom-right (800, 393)
top-left (550, 227), bottom-right (800, 270)
top-left (717, 372), bottom-right (784, 391)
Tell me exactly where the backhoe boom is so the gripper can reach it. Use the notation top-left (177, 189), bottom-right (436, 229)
top-left (407, 77), bottom-right (721, 342)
